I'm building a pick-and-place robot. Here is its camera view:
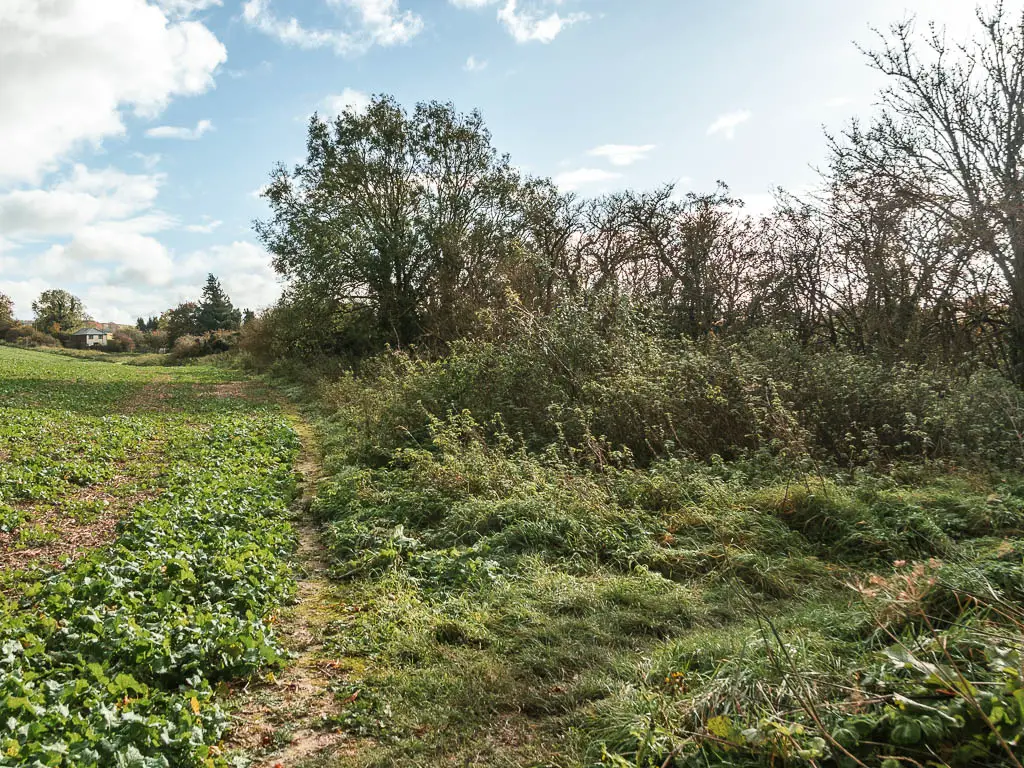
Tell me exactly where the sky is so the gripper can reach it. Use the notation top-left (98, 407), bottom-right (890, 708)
top-left (0, 0), bottom-right (986, 323)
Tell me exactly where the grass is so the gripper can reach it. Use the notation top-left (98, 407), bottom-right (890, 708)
top-left (286, 390), bottom-right (1024, 767)
top-left (5, 343), bottom-right (1024, 765)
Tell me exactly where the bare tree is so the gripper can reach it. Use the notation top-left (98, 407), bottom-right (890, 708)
top-left (834, 2), bottom-right (1024, 377)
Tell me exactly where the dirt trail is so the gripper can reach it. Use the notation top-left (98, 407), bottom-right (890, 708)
top-left (224, 416), bottom-right (354, 767)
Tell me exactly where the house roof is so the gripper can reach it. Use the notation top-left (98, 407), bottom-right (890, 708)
top-left (71, 328), bottom-right (107, 336)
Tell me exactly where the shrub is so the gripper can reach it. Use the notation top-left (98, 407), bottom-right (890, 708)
top-left (3, 324), bottom-right (60, 347)
top-left (169, 330), bottom-right (239, 360)
top-left (105, 331), bottom-right (137, 353)
top-left (239, 298), bottom-right (381, 369)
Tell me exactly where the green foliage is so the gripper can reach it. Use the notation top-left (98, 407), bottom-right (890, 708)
top-left (256, 96), bottom-right (559, 347)
top-left (196, 274), bottom-right (242, 333)
top-left (170, 331), bottom-right (240, 360)
top-left (0, 292), bottom-right (13, 330)
top-left (315, 310), bottom-right (1024, 472)
top-left (163, 301), bottom-right (200, 346)
top-left (31, 289), bottom-right (85, 335)
top-left (286, 314), bottom-right (1024, 767)
top-left (0, 346), bottom-right (299, 767)
top-left (3, 324), bottom-right (60, 348)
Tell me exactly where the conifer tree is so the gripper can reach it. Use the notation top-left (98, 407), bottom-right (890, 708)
top-left (196, 274), bottom-right (241, 332)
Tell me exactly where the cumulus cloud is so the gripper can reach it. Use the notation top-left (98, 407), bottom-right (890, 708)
top-left (0, 161), bottom-right (279, 322)
top-left (156, 0), bottom-right (222, 17)
top-left (319, 88), bottom-right (372, 116)
top-left (6, 230), bottom-right (280, 323)
top-left (706, 110), bottom-right (752, 139)
top-left (184, 218), bottom-right (223, 234)
top-left (464, 55), bottom-right (488, 72)
top-left (553, 168), bottom-right (622, 192)
top-left (449, 0), bottom-right (586, 43)
top-left (177, 242), bottom-right (281, 311)
top-left (146, 119), bottom-right (214, 140)
top-left (0, 166), bottom-right (165, 238)
top-left (0, 3), bottom-right (281, 323)
top-left (588, 144), bottom-right (655, 167)
top-left (0, 0), bottom-right (226, 184)
top-left (243, 0), bottom-right (423, 56)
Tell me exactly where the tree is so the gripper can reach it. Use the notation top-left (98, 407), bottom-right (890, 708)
top-left (32, 289), bottom-right (84, 334)
top-left (256, 95), bottom-right (537, 347)
top-left (196, 274), bottom-right (241, 332)
top-left (136, 316), bottom-right (160, 332)
top-left (834, 3), bottom-right (1024, 378)
top-left (0, 292), bottom-right (13, 330)
top-left (163, 302), bottom-right (200, 345)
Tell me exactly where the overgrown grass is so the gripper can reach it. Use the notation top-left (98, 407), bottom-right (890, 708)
top-left (283, 324), bottom-right (1024, 767)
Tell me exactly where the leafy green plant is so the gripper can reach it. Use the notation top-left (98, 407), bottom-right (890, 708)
top-left (0, 345), bottom-right (300, 767)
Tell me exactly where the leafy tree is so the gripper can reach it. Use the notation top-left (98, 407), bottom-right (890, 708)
top-left (256, 95), bottom-right (536, 347)
top-left (0, 292), bottom-right (13, 330)
top-left (163, 302), bottom-right (200, 345)
top-left (32, 289), bottom-right (85, 334)
top-left (196, 274), bottom-right (241, 332)
top-left (136, 316), bottom-right (160, 332)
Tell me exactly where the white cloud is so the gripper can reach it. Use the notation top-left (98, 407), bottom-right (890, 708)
top-left (0, 0), bottom-right (225, 184)
top-left (0, 165), bottom-right (165, 237)
top-left (145, 119), bottom-right (213, 140)
top-left (451, 0), bottom-right (585, 43)
top-left (132, 152), bottom-right (162, 170)
top-left (464, 55), bottom-right (488, 72)
top-left (66, 226), bottom-right (177, 287)
top-left (156, 0), bottom-right (222, 17)
top-left (320, 88), bottom-right (372, 116)
top-left (497, 0), bottom-right (587, 43)
top-left (243, 0), bottom-right (423, 56)
top-left (185, 218), bottom-right (223, 234)
top-left (553, 168), bottom-right (622, 192)
top-left (588, 144), bottom-right (655, 167)
top-left (177, 242), bottom-right (281, 310)
top-left (0, 278), bottom-right (50, 322)
top-left (706, 110), bottom-right (752, 139)
top-left (0, 161), bottom-right (178, 318)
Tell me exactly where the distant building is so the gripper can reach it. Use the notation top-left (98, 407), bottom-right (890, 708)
top-left (70, 327), bottom-right (110, 348)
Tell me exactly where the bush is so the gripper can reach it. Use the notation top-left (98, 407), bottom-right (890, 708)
top-left (316, 308), bottom-right (1023, 471)
top-left (169, 330), bottom-right (239, 360)
top-left (3, 324), bottom-right (60, 347)
top-left (239, 298), bottom-right (381, 369)
top-left (104, 331), bottom-right (137, 353)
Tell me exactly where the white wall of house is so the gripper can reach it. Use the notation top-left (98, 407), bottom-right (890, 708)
top-left (84, 334), bottom-right (107, 347)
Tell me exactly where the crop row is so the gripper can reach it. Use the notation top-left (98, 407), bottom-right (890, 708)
top-left (0, 377), bottom-right (299, 766)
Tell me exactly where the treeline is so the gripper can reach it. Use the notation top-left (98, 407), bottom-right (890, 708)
top-left (248, 6), bottom-right (1024, 383)
top-left (0, 275), bottom-right (247, 357)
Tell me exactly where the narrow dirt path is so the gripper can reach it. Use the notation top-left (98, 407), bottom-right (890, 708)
top-left (223, 415), bottom-right (354, 767)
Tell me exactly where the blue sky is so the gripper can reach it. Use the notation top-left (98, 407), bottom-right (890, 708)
top-left (0, 0), bottom-right (981, 323)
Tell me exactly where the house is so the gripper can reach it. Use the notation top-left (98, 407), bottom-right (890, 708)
top-left (70, 327), bottom-right (110, 348)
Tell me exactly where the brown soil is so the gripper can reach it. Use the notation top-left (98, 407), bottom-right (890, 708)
top-left (0, 478), bottom-right (157, 572)
top-left (222, 416), bottom-right (359, 767)
top-left (201, 382), bottom-right (252, 399)
top-left (121, 375), bottom-right (174, 414)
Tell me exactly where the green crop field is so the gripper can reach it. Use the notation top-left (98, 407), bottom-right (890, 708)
top-left (0, 346), bottom-right (299, 767)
